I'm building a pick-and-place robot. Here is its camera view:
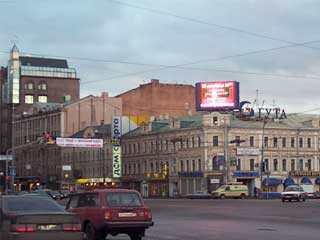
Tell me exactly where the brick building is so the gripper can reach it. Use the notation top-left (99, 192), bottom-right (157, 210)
top-left (0, 45), bottom-right (80, 154)
top-left (117, 79), bottom-right (196, 118)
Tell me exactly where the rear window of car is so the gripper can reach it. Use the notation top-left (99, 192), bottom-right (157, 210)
top-left (5, 196), bottom-right (65, 212)
top-left (285, 187), bottom-right (302, 192)
top-left (106, 192), bottom-right (142, 207)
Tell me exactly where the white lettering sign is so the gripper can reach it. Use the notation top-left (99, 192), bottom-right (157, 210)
top-left (56, 138), bottom-right (103, 148)
top-left (237, 148), bottom-right (261, 156)
top-left (112, 116), bottom-right (121, 138)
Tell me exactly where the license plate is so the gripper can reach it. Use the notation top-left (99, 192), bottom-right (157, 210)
top-left (37, 224), bottom-right (60, 231)
top-left (118, 212), bottom-right (137, 217)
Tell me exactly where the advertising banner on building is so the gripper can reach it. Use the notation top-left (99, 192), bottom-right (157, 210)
top-left (195, 81), bottom-right (239, 111)
top-left (112, 145), bottom-right (122, 178)
top-left (237, 148), bottom-right (261, 156)
top-left (56, 138), bottom-right (103, 148)
top-left (112, 116), bottom-right (151, 138)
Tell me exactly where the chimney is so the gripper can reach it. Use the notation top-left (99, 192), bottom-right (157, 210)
top-left (101, 92), bottom-right (108, 97)
top-left (151, 79), bottom-right (160, 84)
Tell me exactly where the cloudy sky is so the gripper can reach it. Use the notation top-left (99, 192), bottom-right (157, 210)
top-left (1, 0), bottom-right (320, 113)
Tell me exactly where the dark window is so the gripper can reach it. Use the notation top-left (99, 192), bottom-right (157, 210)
top-left (213, 136), bottom-right (219, 147)
top-left (264, 159), bottom-right (269, 171)
top-left (106, 192), bottom-right (142, 207)
top-left (282, 138), bottom-right (286, 148)
top-left (180, 160), bottom-right (184, 172)
top-left (273, 159), bottom-right (278, 171)
top-left (186, 160), bottom-right (190, 172)
top-left (273, 137), bottom-right (278, 147)
top-left (236, 159), bottom-right (241, 171)
top-left (150, 163), bottom-right (154, 173)
top-left (291, 159), bottom-right (295, 171)
top-left (307, 159), bottom-right (312, 171)
top-left (68, 195), bottom-right (79, 209)
top-left (282, 159), bottom-right (287, 172)
top-left (291, 137), bottom-right (295, 148)
top-left (249, 136), bottom-right (254, 147)
top-left (264, 137), bottom-right (268, 147)
top-left (299, 138), bottom-right (303, 148)
top-left (198, 159), bottom-right (202, 171)
top-left (299, 159), bottom-right (304, 171)
top-left (235, 136), bottom-right (241, 146)
top-left (213, 157), bottom-right (219, 171)
top-left (307, 138), bottom-right (311, 148)
top-left (250, 159), bottom-right (255, 171)
top-left (213, 117), bottom-right (218, 125)
top-left (192, 160), bottom-right (196, 172)
top-left (6, 196), bottom-right (64, 212)
top-left (198, 137), bottom-right (201, 147)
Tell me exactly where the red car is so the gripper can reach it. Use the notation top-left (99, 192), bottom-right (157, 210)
top-left (66, 189), bottom-right (154, 240)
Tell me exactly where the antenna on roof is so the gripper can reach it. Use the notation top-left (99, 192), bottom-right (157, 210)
top-left (252, 89), bottom-right (259, 109)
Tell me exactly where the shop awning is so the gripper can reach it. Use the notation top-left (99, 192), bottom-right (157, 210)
top-left (262, 178), bottom-right (281, 186)
top-left (283, 178), bottom-right (295, 187)
top-left (315, 178), bottom-right (320, 185)
top-left (301, 177), bottom-right (312, 185)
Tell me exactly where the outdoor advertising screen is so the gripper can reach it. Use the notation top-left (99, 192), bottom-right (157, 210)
top-left (195, 81), bottom-right (239, 111)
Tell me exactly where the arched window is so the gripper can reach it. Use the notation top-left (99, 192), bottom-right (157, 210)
top-left (24, 81), bottom-right (34, 90)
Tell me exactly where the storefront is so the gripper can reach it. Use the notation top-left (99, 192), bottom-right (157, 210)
top-left (232, 171), bottom-right (259, 197)
top-left (289, 171), bottom-right (320, 192)
top-left (76, 177), bottom-right (114, 190)
top-left (262, 177), bottom-right (283, 192)
top-left (146, 173), bottom-right (169, 198)
top-left (178, 172), bottom-right (204, 196)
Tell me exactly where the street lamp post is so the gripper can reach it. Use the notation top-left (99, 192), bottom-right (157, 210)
top-left (260, 119), bottom-right (268, 199)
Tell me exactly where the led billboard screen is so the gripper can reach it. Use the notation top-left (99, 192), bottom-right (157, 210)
top-left (195, 81), bottom-right (239, 111)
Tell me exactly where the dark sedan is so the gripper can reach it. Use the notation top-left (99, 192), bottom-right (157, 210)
top-left (0, 195), bottom-right (82, 240)
top-left (185, 191), bottom-right (213, 199)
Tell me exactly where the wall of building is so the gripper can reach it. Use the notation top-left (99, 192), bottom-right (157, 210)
top-left (117, 79), bottom-right (195, 118)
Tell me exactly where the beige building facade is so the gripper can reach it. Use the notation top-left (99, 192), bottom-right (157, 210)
top-left (121, 112), bottom-right (320, 197)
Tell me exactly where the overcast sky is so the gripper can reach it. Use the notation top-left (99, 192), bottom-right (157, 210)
top-left (1, 0), bottom-right (320, 113)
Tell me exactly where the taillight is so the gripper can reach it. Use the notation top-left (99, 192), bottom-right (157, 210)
top-left (104, 211), bottom-right (111, 220)
top-left (11, 224), bottom-right (36, 232)
top-left (144, 209), bottom-right (152, 219)
top-left (62, 223), bottom-right (81, 231)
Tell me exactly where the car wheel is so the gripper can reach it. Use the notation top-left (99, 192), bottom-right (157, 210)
top-left (220, 194), bottom-right (225, 199)
top-left (297, 198), bottom-right (300, 202)
top-left (240, 194), bottom-right (246, 199)
top-left (85, 222), bottom-right (98, 240)
top-left (303, 198), bottom-right (306, 202)
top-left (289, 199), bottom-right (292, 202)
top-left (129, 232), bottom-right (143, 240)
top-left (282, 198), bottom-right (285, 202)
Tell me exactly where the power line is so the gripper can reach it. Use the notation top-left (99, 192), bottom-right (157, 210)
top-left (107, 0), bottom-right (320, 51)
top-left (81, 39), bottom-right (320, 84)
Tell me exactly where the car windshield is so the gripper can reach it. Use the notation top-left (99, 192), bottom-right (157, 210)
top-left (285, 186), bottom-right (302, 192)
top-left (5, 196), bottom-right (65, 212)
top-left (106, 192), bottom-right (142, 207)
top-left (216, 186), bottom-right (226, 191)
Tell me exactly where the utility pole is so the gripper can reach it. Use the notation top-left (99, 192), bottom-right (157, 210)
top-left (260, 119), bottom-right (267, 198)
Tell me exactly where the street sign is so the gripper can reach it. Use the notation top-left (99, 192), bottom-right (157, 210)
top-left (62, 165), bottom-right (72, 171)
top-left (9, 167), bottom-right (16, 176)
top-left (0, 155), bottom-right (13, 161)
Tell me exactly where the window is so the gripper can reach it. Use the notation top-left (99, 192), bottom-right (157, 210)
top-left (291, 137), bottom-right (295, 148)
top-left (282, 159), bottom-right (287, 172)
top-left (236, 158), bottom-right (241, 171)
top-left (213, 116), bottom-right (218, 125)
top-left (38, 95), bottom-right (47, 103)
top-left (307, 159), bottom-right (312, 171)
top-left (250, 136), bottom-right (254, 147)
top-left (299, 138), bottom-right (303, 148)
top-left (150, 163), bottom-right (154, 173)
top-left (186, 160), bottom-right (190, 172)
top-left (213, 136), bottom-right (219, 147)
top-left (250, 159), bottom-right (255, 171)
top-left (264, 137), bottom-right (268, 147)
top-left (235, 136), bottom-right (241, 146)
top-left (172, 159), bottom-right (176, 173)
top-left (180, 160), bottom-right (184, 172)
top-left (307, 138), bottom-right (311, 148)
top-left (25, 95), bottom-right (34, 104)
top-left (264, 159), bottom-right (269, 171)
top-left (198, 136), bottom-right (201, 147)
top-left (291, 159), bottom-right (295, 171)
top-left (299, 159), bottom-right (304, 171)
top-left (273, 159), bottom-right (278, 171)
top-left (106, 192), bottom-right (142, 207)
top-left (24, 82), bottom-right (34, 90)
top-left (282, 138), bottom-right (286, 148)
top-left (38, 82), bottom-right (47, 90)
top-left (273, 137), bottom-right (278, 147)
top-left (198, 159), bottom-right (202, 171)
top-left (212, 157), bottom-right (219, 171)
top-left (192, 160), bottom-right (195, 172)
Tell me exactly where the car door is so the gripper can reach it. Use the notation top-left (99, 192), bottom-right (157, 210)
top-left (84, 193), bottom-right (103, 229)
top-left (67, 194), bottom-right (87, 224)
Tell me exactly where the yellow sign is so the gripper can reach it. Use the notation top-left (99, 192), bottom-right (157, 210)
top-left (113, 145), bottom-right (122, 178)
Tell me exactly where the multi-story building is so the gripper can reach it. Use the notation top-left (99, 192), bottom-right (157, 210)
top-left (13, 93), bottom-right (121, 190)
top-left (120, 112), bottom-right (320, 197)
top-left (0, 45), bottom-right (80, 154)
top-left (116, 79), bottom-right (195, 118)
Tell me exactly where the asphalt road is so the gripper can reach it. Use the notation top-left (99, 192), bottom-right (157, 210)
top-left (107, 198), bottom-right (320, 240)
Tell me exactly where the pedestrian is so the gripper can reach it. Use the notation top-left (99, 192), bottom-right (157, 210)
top-left (254, 187), bottom-right (258, 198)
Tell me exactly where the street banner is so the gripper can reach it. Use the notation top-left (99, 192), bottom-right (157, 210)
top-left (56, 138), bottom-right (103, 148)
top-left (237, 148), bottom-right (260, 156)
top-left (112, 145), bottom-right (121, 178)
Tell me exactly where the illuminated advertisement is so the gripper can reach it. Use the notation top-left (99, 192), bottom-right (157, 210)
top-left (112, 145), bottom-right (122, 178)
top-left (195, 81), bottom-right (239, 111)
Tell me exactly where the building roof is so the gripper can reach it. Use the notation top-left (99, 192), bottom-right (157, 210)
top-left (20, 56), bottom-right (68, 68)
top-left (71, 125), bottom-right (111, 138)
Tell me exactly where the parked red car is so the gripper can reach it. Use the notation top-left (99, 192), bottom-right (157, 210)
top-left (66, 189), bottom-right (154, 240)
